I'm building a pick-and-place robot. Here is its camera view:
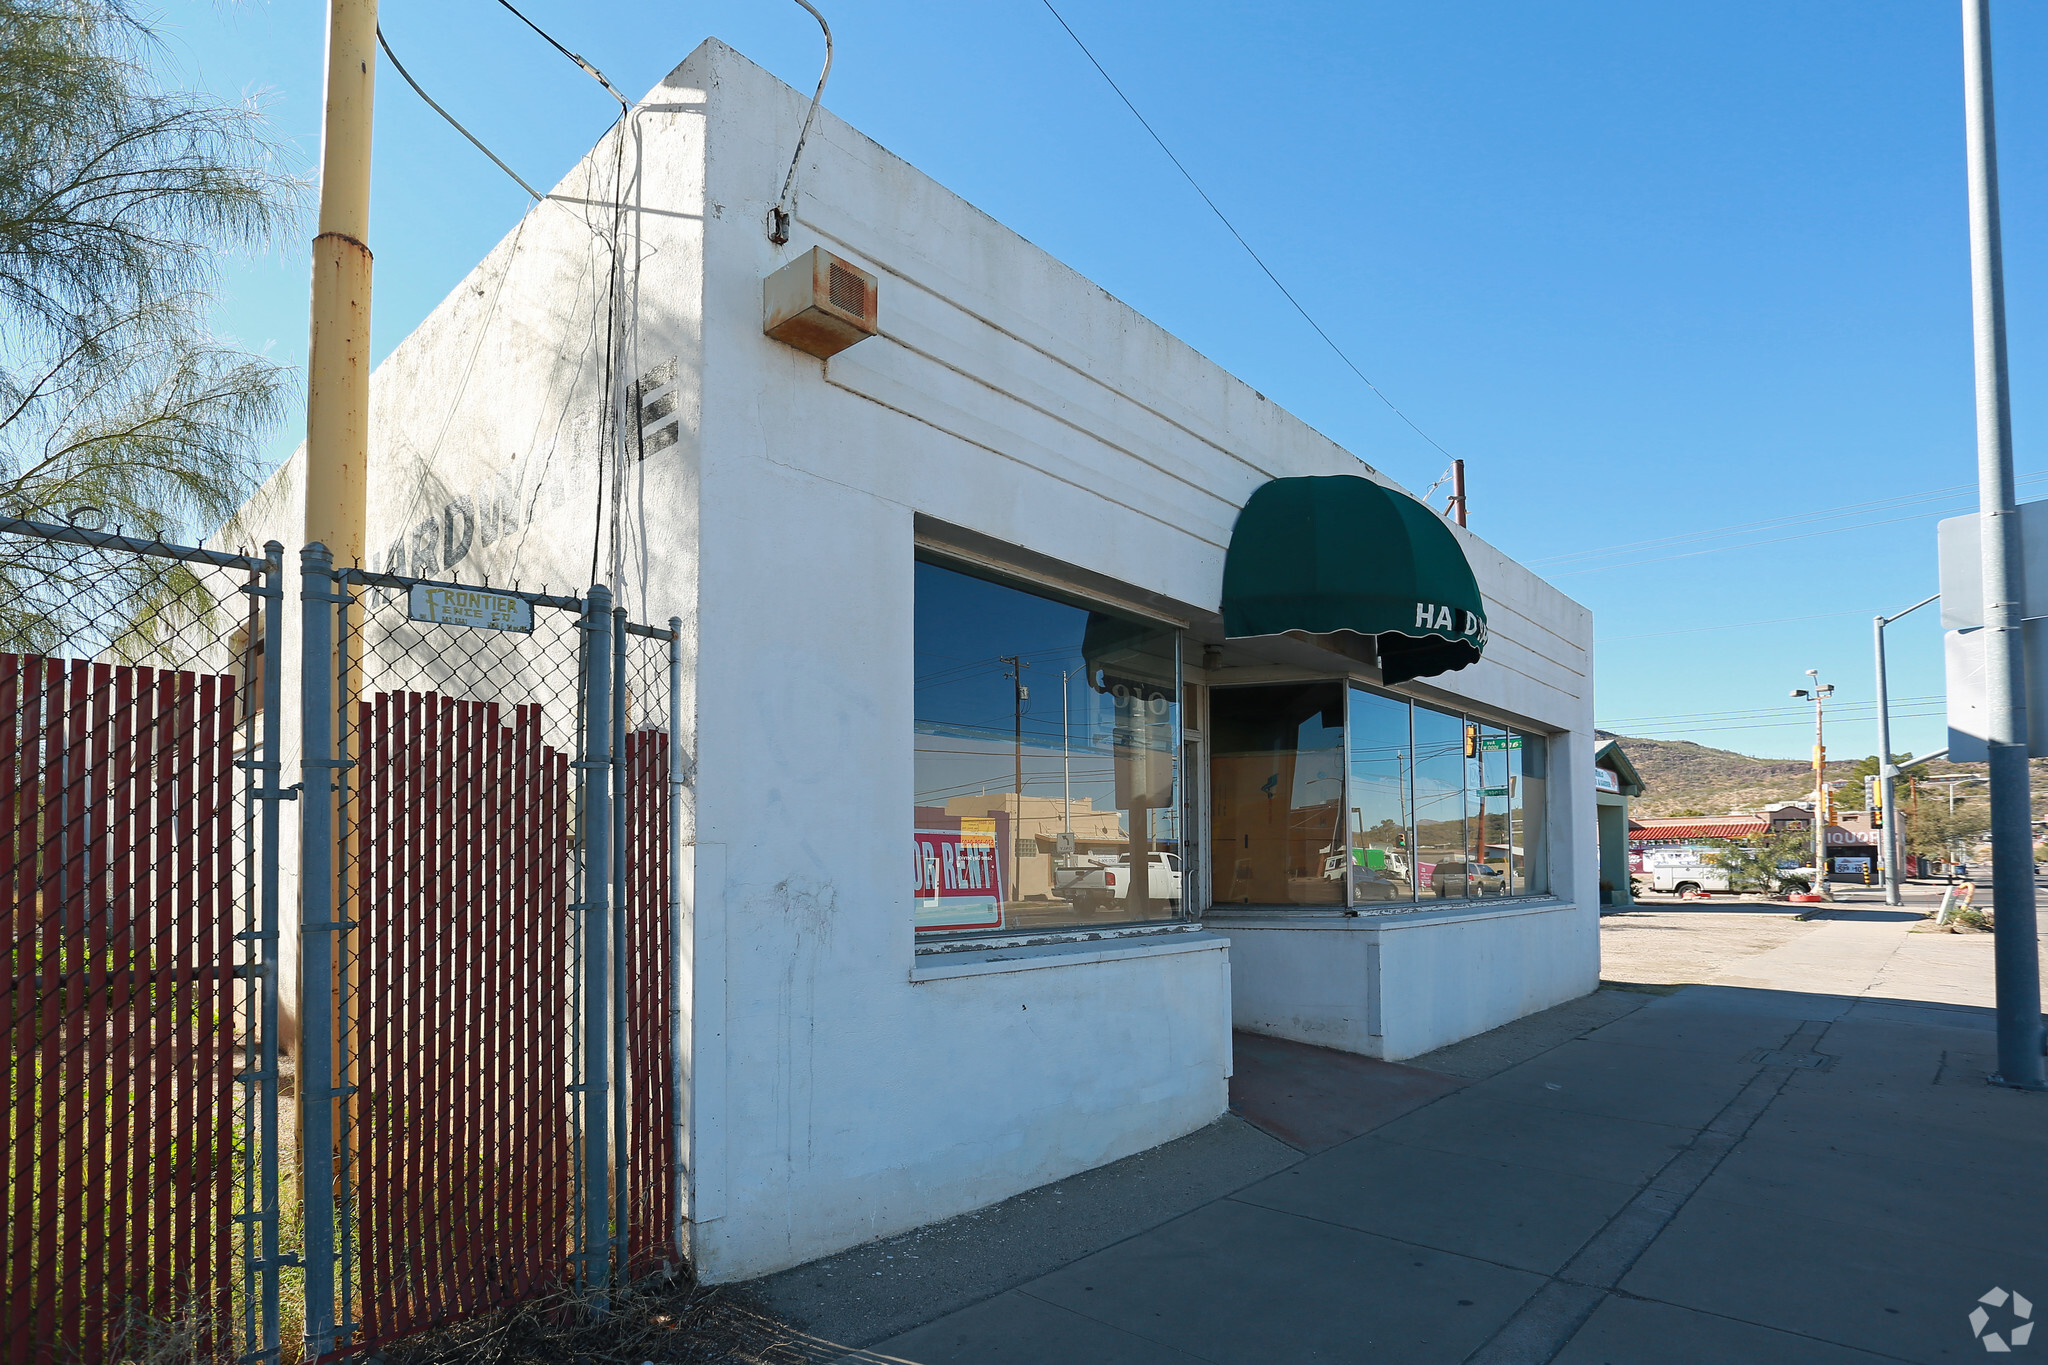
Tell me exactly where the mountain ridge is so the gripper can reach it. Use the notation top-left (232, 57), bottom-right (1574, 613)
top-left (1597, 732), bottom-right (1983, 816)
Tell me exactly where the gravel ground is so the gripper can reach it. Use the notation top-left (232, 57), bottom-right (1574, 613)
top-left (1598, 894), bottom-right (1828, 987)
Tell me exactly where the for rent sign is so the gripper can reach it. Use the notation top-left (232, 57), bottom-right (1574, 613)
top-left (913, 821), bottom-right (1005, 933)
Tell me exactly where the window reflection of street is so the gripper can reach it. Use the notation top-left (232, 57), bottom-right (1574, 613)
top-left (913, 559), bottom-right (1182, 937)
top-left (1215, 681), bottom-right (1547, 909)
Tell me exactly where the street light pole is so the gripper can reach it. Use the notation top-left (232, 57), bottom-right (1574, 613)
top-left (1792, 671), bottom-right (1835, 899)
top-left (1875, 594), bottom-right (1939, 905)
top-left (1961, 0), bottom-right (2045, 1089)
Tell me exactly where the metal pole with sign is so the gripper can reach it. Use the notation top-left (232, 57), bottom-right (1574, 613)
top-left (1961, 0), bottom-right (2045, 1088)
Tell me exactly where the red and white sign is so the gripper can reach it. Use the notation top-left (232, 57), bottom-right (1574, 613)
top-left (913, 823), bottom-right (1005, 933)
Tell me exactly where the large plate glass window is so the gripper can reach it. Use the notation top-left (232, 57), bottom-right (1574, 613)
top-left (913, 558), bottom-right (1181, 936)
top-left (1347, 685), bottom-right (1414, 904)
top-left (1208, 681), bottom-right (1549, 907)
top-left (1412, 704), bottom-right (1468, 898)
top-left (1511, 731), bottom-right (1547, 894)
top-left (1209, 683), bottom-right (1347, 906)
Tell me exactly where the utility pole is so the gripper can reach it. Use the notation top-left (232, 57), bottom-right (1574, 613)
top-left (1000, 655), bottom-right (1029, 842)
top-left (300, 9), bottom-right (376, 1349)
top-left (1875, 595), bottom-right (1939, 905)
top-left (1060, 667), bottom-right (1077, 842)
top-left (1961, 0), bottom-right (2045, 1089)
top-left (306, 0), bottom-right (376, 567)
top-left (1792, 670), bottom-right (1835, 899)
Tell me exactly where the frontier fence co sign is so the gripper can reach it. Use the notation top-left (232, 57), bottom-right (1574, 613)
top-left (408, 583), bottom-right (536, 633)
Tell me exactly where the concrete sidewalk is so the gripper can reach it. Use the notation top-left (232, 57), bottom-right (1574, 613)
top-left (733, 904), bottom-right (2047, 1364)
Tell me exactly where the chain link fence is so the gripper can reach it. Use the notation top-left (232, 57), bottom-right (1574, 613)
top-left (0, 516), bottom-right (285, 1365)
top-left (299, 552), bottom-right (678, 1359)
top-left (3, 516), bottom-right (681, 1365)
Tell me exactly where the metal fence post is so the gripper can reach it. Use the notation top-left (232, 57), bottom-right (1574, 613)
top-left (666, 617), bottom-right (685, 1263)
top-left (610, 605), bottom-right (629, 1272)
top-left (579, 585), bottom-right (614, 1305)
top-left (298, 543), bottom-right (342, 1357)
top-left (255, 542), bottom-right (287, 1362)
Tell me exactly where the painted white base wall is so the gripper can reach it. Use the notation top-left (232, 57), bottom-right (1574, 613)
top-left (686, 932), bottom-right (1231, 1283)
top-left (1213, 900), bottom-right (1599, 1061)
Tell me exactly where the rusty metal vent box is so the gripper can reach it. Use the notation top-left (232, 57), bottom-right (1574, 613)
top-left (763, 246), bottom-right (878, 359)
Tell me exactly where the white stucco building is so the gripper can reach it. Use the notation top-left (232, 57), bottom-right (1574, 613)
top-left (241, 39), bottom-right (1597, 1283)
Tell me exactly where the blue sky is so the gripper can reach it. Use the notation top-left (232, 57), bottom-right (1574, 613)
top-left (155, 0), bottom-right (2048, 761)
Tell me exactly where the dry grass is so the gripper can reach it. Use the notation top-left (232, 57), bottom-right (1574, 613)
top-left (373, 1277), bottom-right (868, 1365)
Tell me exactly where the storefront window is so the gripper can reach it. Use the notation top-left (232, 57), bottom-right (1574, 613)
top-left (1412, 705), bottom-right (1467, 899)
top-left (1511, 733), bottom-right (1547, 894)
top-left (1209, 683), bottom-right (1346, 906)
top-left (913, 558), bottom-right (1180, 936)
top-left (1215, 680), bottom-right (1548, 908)
top-left (1468, 725), bottom-right (1510, 897)
top-left (1347, 686), bottom-right (1414, 904)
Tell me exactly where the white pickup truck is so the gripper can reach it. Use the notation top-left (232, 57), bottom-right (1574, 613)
top-left (1635, 847), bottom-right (1732, 896)
top-left (1059, 852), bottom-right (1183, 908)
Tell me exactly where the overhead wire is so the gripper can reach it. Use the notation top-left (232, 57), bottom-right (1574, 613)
top-left (492, 0), bottom-right (631, 112)
top-left (770, 0), bottom-right (834, 238)
top-left (472, 0), bottom-right (634, 591)
top-left (376, 25), bottom-right (549, 202)
top-left (1532, 470), bottom-right (2048, 577)
top-left (1597, 699), bottom-right (1933, 732)
top-left (1037, 1), bottom-right (1460, 470)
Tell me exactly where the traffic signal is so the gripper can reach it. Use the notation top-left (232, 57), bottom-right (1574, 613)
top-left (1464, 724), bottom-right (1479, 758)
top-left (1865, 775), bottom-right (1883, 827)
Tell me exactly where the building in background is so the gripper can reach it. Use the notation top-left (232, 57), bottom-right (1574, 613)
top-left (1594, 738), bottom-right (1644, 907)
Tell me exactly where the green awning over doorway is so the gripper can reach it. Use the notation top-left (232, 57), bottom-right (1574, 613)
top-left (1221, 474), bottom-right (1487, 685)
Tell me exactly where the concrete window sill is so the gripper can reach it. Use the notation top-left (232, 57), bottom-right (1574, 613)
top-left (1203, 897), bottom-right (1574, 932)
top-left (910, 929), bottom-right (1229, 983)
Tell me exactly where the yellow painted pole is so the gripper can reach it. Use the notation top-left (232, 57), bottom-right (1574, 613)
top-left (305, 0), bottom-right (377, 566)
top-left (301, 0), bottom-right (376, 1177)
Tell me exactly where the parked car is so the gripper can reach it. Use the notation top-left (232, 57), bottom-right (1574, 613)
top-left (1060, 852), bottom-right (1182, 907)
top-left (1426, 859), bottom-right (1506, 897)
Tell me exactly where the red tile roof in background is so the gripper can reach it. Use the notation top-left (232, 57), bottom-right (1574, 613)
top-left (1629, 818), bottom-right (1770, 841)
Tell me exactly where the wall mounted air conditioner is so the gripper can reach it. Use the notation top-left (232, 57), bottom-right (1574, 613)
top-left (763, 246), bottom-right (878, 359)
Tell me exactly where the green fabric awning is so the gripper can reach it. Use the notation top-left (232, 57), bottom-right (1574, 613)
top-left (1221, 474), bottom-right (1487, 685)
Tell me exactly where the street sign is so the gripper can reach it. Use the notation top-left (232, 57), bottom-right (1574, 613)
top-left (1478, 786), bottom-right (1510, 798)
top-left (1936, 501), bottom-right (2048, 629)
top-left (1942, 621), bottom-right (2048, 761)
top-left (1477, 735), bottom-right (1521, 751)
top-left (407, 584), bottom-right (534, 633)
top-left (1936, 503), bottom-right (2048, 760)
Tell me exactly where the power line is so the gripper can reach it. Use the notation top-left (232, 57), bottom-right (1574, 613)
top-left (1597, 699), bottom-right (1933, 732)
top-left (1533, 470), bottom-right (2048, 578)
top-left (1609, 709), bottom-right (1948, 741)
top-left (1037, 1), bottom-right (1459, 468)
top-left (492, 0), bottom-right (629, 110)
top-left (1596, 609), bottom-right (1870, 643)
top-left (375, 25), bottom-right (547, 202)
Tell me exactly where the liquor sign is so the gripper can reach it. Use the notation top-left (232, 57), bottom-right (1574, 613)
top-left (407, 584), bottom-right (534, 633)
top-left (913, 821), bottom-right (1005, 933)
